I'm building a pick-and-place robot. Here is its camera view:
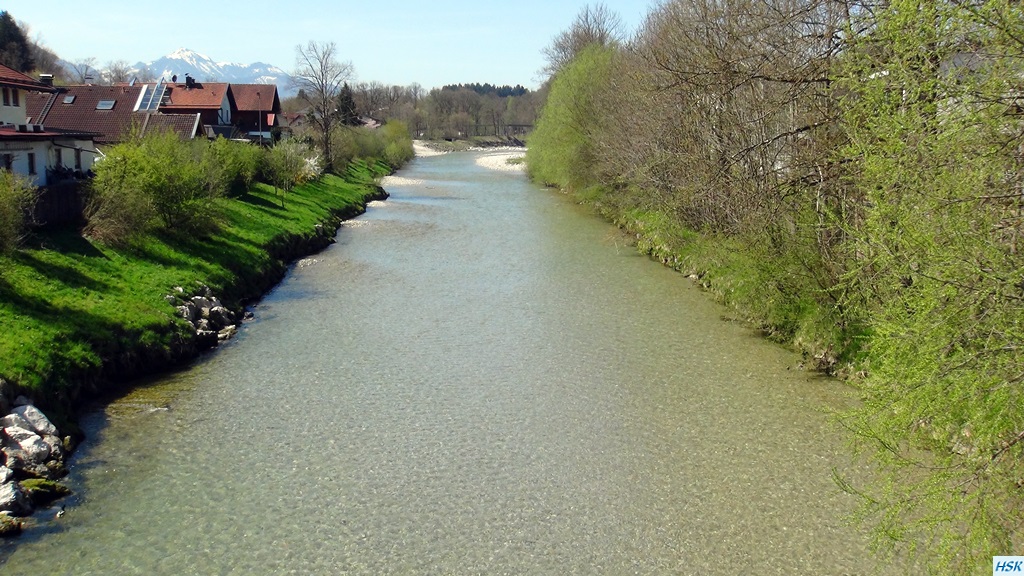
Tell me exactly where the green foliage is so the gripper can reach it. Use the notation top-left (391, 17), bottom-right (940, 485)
top-left (86, 133), bottom-right (264, 244)
top-left (526, 44), bottom-right (616, 191)
top-left (331, 122), bottom-right (413, 169)
top-left (834, 1), bottom-right (1024, 571)
top-left (0, 170), bottom-right (36, 254)
top-left (267, 140), bottom-right (320, 207)
top-left (205, 136), bottom-right (262, 197)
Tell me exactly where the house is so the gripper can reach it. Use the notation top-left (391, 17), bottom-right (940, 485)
top-left (157, 76), bottom-right (234, 132)
top-left (26, 84), bottom-right (202, 172)
top-left (0, 64), bottom-right (97, 187)
top-left (230, 84), bottom-right (280, 143)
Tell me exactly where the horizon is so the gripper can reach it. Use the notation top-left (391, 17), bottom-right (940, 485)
top-left (4, 0), bottom-right (654, 91)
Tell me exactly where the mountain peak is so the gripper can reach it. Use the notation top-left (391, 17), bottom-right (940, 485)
top-left (140, 49), bottom-right (295, 95)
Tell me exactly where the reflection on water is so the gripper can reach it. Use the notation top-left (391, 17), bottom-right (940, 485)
top-left (0, 152), bottom-right (897, 574)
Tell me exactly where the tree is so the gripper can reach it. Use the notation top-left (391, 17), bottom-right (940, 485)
top-left (337, 83), bottom-right (359, 126)
top-left (105, 60), bottom-right (133, 84)
top-left (541, 3), bottom-right (624, 78)
top-left (291, 41), bottom-right (354, 172)
top-left (67, 58), bottom-right (97, 84)
top-left (0, 11), bottom-right (33, 72)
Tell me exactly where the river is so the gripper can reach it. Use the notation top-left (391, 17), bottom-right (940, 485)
top-left (0, 150), bottom-right (896, 574)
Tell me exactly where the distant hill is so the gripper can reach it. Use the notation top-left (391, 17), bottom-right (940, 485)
top-left (133, 48), bottom-right (295, 95)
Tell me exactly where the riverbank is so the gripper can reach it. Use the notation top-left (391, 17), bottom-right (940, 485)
top-left (0, 160), bottom-right (391, 425)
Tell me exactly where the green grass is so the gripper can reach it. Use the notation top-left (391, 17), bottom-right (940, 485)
top-left (0, 161), bottom-right (390, 410)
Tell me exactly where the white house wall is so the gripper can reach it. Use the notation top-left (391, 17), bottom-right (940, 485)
top-left (0, 140), bottom-right (55, 187)
top-left (0, 88), bottom-right (25, 125)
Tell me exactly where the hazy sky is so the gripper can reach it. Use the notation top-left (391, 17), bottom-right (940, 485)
top-left (5, 0), bottom-right (656, 90)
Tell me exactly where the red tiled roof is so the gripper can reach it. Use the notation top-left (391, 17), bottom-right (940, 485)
top-left (0, 64), bottom-right (55, 91)
top-left (161, 82), bottom-right (230, 110)
top-left (28, 85), bottom-right (144, 143)
top-left (231, 84), bottom-right (280, 112)
top-left (139, 112), bottom-right (201, 139)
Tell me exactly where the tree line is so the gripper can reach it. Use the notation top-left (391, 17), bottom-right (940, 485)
top-left (528, 2), bottom-right (1024, 574)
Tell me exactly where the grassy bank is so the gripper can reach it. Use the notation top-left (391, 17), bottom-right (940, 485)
top-left (0, 160), bottom-right (391, 419)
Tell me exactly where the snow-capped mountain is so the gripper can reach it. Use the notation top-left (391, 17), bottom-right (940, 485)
top-left (132, 48), bottom-right (294, 95)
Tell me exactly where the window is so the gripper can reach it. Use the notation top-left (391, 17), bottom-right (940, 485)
top-left (2, 88), bottom-right (8, 106)
top-left (1, 154), bottom-right (12, 171)
top-left (74, 148), bottom-right (82, 170)
top-left (55, 148), bottom-right (62, 167)
top-left (27, 152), bottom-right (35, 175)
top-left (63, 95), bottom-right (75, 104)
top-left (11, 89), bottom-right (18, 107)
top-left (96, 100), bottom-right (115, 110)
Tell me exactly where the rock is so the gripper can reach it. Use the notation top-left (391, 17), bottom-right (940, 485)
top-left (0, 414), bottom-right (32, 432)
top-left (163, 294), bottom-right (177, 305)
top-left (191, 296), bottom-right (213, 315)
top-left (2, 427), bottom-right (50, 464)
top-left (176, 304), bottom-right (197, 323)
top-left (209, 297), bottom-right (223, 309)
top-left (208, 306), bottom-right (235, 328)
top-left (195, 329), bottom-right (219, 348)
top-left (40, 435), bottom-right (64, 462)
top-left (196, 318), bottom-right (210, 331)
top-left (12, 396), bottom-right (31, 408)
top-left (173, 286), bottom-right (184, 294)
top-left (0, 512), bottom-right (22, 537)
top-left (19, 479), bottom-right (71, 506)
top-left (2, 448), bottom-right (56, 480)
top-left (0, 482), bottom-right (33, 516)
top-left (11, 405), bottom-right (58, 436)
top-left (217, 325), bottom-right (237, 341)
top-left (61, 436), bottom-right (77, 455)
top-left (0, 466), bottom-right (12, 484)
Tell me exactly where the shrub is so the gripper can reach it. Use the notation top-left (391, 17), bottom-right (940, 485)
top-left (86, 131), bottom-right (222, 244)
top-left (0, 170), bottom-right (37, 253)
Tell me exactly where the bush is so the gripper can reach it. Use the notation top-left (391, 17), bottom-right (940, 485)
top-left (0, 171), bottom-right (36, 253)
top-left (86, 131), bottom-right (223, 244)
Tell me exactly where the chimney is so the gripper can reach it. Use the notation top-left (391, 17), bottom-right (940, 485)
top-left (39, 74), bottom-right (53, 87)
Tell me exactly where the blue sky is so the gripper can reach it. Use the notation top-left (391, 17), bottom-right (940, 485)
top-left (5, 0), bottom-right (655, 90)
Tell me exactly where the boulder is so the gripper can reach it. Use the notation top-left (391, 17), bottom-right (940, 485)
top-left (217, 325), bottom-right (237, 341)
top-left (0, 466), bottom-right (12, 484)
top-left (2, 427), bottom-right (50, 464)
top-left (191, 296), bottom-right (212, 313)
top-left (2, 448), bottom-right (55, 480)
top-left (12, 396), bottom-right (31, 408)
top-left (41, 435), bottom-right (64, 462)
top-left (0, 482), bottom-right (32, 516)
top-left (208, 306), bottom-right (235, 329)
top-left (176, 303), bottom-right (198, 323)
top-left (0, 414), bottom-right (32, 432)
top-left (11, 405), bottom-right (58, 436)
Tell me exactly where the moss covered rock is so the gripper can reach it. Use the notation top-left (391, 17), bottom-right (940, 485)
top-left (19, 478), bottom-right (71, 506)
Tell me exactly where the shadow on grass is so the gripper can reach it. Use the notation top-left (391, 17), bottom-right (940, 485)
top-left (14, 251), bottom-right (112, 293)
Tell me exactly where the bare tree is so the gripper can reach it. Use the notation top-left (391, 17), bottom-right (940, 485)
top-left (291, 41), bottom-right (354, 171)
top-left (104, 59), bottom-right (133, 84)
top-left (67, 57), bottom-right (97, 84)
top-left (542, 3), bottom-right (625, 78)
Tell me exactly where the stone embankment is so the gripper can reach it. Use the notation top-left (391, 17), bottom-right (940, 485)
top-left (0, 399), bottom-right (72, 536)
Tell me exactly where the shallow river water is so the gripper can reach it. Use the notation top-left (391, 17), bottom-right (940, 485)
top-left (0, 150), bottom-right (898, 574)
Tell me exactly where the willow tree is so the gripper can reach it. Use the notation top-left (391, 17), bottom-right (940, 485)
top-left (836, 1), bottom-right (1024, 572)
